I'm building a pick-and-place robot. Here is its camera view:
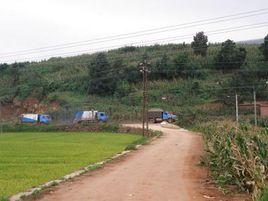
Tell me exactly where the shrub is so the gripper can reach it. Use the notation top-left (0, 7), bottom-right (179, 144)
top-left (99, 123), bottom-right (119, 132)
top-left (256, 117), bottom-right (268, 128)
top-left (125, 137), bottom-right (149, 150)
top-left (1, 123), bottom-right (57, 132)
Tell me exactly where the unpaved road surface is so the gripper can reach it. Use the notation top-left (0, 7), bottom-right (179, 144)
top-left (35, 124), bottom-right (247, 201)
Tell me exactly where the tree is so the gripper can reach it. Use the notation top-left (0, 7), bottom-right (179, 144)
top-left (18, 71), bottom-right (44, 100)
top-left (173, 52), bottom-right (189, 78)
top-left (153, 54), bottom-right (172, 79)
top-left (10, 62), bottom-right (24, 86)
top-left (121, 65), bottom-right (140, 83)
top-left (0, 63), bottom-right (8, 72)
top-left (88, 53), bottom-right (116, 95)
top-left (259, 34), bottom-right (268, 61)
top-left (191, 32), bottom-right (208, 57)
top-left (119, 46), bottom-right (136, 53)
top-left (227, 64), bottom-right (268, 101)
top-left (215, 39), bottom-right (247, 72)
top-left (112, 57), bottom-right (125, 79)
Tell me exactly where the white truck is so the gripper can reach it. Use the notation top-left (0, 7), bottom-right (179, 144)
top-left (73, 110), bottom-right (108, 123)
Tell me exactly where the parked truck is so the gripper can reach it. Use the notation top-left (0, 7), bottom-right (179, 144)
top-left (73, 110), bottom-right (108, 123)
top-left (148, 108), bottom-right (176, 123)
top-left (20, 114), bottom-right (52, 124)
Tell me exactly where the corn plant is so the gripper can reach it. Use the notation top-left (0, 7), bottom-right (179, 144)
top-left (198, 121), bottom-right (268, 200)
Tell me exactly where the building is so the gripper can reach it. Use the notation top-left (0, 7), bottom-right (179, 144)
top-left (239, 101), bottom-right (268, 117)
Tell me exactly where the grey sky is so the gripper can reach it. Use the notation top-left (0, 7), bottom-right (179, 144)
top-left (0, 0), bottom-right (267, 63)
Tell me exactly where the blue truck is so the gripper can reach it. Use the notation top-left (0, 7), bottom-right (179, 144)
top-left (20, 114), bottom-right (52, 124)
top-left (73, 110), bottom-right (108, 123)
top-left (148, 108), bottom-right (177, 123)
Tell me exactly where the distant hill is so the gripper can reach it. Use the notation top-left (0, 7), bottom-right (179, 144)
top-left (237, 38), bottom-right (264, 45)
top-left (0, 42), bottom-right (266, 125)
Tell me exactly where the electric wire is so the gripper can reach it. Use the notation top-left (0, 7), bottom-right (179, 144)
top-left (0, 8), bottom-right (267, 58)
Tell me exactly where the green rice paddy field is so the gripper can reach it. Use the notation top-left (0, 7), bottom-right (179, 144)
top-left (0, 132), bottom-right (142, 198)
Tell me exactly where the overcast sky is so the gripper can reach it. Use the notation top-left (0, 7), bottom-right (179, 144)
top-left (0, 0), bottom-right (267, 63)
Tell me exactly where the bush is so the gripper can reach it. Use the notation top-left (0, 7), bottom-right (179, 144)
top-left (0, 122), bottom-right (127, 134)
top-left (256, 117), bottom-right (268, 128)
top-left (99, 123), bottom-right (119, 132)
top-left (1, 123), bottom-right (57, 132)
top-left (125, 137), bottom-right (149, 150)
top-left (46, 91), bottom-right (87, 106)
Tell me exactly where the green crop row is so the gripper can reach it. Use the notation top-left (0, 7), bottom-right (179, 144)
top-left (195, 122), bottom-right (268, 200)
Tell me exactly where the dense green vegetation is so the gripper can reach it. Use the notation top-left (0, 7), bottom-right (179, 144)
top-left (195, 121), bottom-right (268, 201)
top-left (0, 35), bottom-right (267, 117)
top-left (0, 132), bottom-right (142, 198)
top-left (0, 122), bottom-right (120, 132)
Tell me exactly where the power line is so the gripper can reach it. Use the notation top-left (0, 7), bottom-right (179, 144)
top-left (1, 26), bottom-right (267, 76)
top-left (2, 22), bottom-right (268, 63)
top-left (0, 8), bottom-right (267, 58)
top-left (1, 21), bottom-right (268, 60)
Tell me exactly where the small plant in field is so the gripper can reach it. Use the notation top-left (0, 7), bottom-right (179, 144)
top-left (259, 188), bottom-right (268, 201)
top-left (50, 181), bottom-right (58, 187)
top-left (32, 189), bottom-right (42, 196)
top-left (89, 164), bottom-right (102, 171)
top-left (125, 137), bottom-right (149, 150)
top-left (0, 196), bottom-right (8, 201)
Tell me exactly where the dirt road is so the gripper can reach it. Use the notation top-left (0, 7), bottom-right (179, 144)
top-left (35, 124), bottom-right (247, 201)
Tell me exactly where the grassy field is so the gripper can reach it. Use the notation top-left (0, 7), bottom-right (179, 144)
top-left (0, 132), bottom-right (142, 198)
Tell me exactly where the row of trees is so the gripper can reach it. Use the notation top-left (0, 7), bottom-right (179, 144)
top-left (191, 32), bottom-right (268, 60)
top-left (87, 51), bottom-right (207, 95)
top-left (1, 33), bottom-right (267, 101)
top-left (191, 32), bottom-right (268, 70)
top-left (87, 33), bottom-right (267, 96)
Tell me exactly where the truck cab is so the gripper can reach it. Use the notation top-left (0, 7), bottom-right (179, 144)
top-left (39, 114), bottom-right (52, 124)
top-left (148, 108), bottom-right (176, 123)
top-left (97, 112), bottom-right (108, 122)
top-left (20, 114), bottom-right (52, 124)
top-left (162, 111), bottom-right (177, 123)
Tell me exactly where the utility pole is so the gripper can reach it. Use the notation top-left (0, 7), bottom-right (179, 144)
top-left (145, 66), bottom-right (149, 133)
top-left (253, 89), bottom-right (257, 126)
top-left (235, 92), bottom-right (239, 123)
top-left (0, 103), bottom-right (2, 134)
top-left (139, 60), bottom-right (149, 136)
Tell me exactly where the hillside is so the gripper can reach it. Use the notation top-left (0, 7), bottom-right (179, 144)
top-left (0, 42), bottom-right (267, 126)
top-left (237, 38), bottom-right (264, 44)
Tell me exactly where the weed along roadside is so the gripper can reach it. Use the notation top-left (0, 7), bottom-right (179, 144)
top-left (2, 124), bottom-right (160, 201)
top-left (193, 121), bottom-right (268, 201)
